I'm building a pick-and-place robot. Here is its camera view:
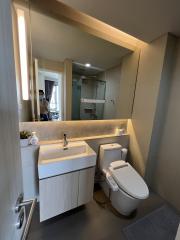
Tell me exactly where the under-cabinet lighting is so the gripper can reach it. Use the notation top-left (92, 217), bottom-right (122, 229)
top-left (17, 9), bottom-right (29, 100)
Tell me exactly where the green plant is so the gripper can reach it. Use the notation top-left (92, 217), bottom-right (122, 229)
top-left (20, 130), bottom-right (31, 139)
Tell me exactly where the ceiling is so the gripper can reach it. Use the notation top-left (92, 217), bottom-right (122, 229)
top-left (31, 10), bottom-right (131, 70)
top-left (58, 0), bottom-right (180, 42)
top-left (73, 62), bottom-right (103, 77)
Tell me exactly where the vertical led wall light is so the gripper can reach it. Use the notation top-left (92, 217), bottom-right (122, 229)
top-left (17, 9), bottom-right (29, 100)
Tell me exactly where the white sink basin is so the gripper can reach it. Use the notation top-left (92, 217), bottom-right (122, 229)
top-left (38, 141), bottom-right (97, 179)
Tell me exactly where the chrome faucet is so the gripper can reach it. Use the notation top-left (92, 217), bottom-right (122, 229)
top-left (63, 133), bottom-right (68, 150)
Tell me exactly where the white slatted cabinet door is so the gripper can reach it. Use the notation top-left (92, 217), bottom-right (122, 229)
top-left (78, 167), bottom-right (95, 206)
top-left (39, 171), bottom-right (79, 222)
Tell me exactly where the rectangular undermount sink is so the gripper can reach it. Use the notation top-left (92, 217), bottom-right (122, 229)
top-left (38, 141), bottom-right (97, 179)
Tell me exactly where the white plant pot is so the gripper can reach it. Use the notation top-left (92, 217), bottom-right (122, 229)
top-left (20, 138), bottom-right (29, 147)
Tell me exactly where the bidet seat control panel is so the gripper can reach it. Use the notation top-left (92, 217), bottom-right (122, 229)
top-left (106, 173), bottom-right (119, 191)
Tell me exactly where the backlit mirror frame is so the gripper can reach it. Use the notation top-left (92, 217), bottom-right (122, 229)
top-left (13, 0), bottom-right (143, 122)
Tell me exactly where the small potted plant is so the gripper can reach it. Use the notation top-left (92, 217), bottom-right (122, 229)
top-left (20, 130), bottom-right (31, 147)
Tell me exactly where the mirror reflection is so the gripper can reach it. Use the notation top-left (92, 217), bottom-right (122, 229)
top-left (13, 1), bottom-right (140, 121)
top-left (38, 70), bottom-right (63, 121)
top-left (72, 70), bottom-right (106, 120)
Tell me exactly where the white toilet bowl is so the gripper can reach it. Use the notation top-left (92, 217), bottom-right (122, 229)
top-left (99, 144), bottom-right (149, 216)
top-left (111, 184), bottom-right (141, 216)
top-left (108, 160), bottom-right (149, 215)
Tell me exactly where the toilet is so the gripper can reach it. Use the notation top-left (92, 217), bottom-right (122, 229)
top-left (99, 143), bottom-right (149, 216)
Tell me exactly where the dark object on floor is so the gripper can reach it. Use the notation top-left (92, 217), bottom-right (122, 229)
top-left (123, 204), bottom-right (180, 240)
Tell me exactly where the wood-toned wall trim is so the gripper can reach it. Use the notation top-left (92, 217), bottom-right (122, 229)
top-left (38, 58), bottom-right (64, 73)
top-left (28, 0), bottom-right (143, 51)
top-left (64, 58), bottom-right (72, 120)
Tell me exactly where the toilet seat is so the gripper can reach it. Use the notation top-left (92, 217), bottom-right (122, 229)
top-left (109, 161), bottom-right (149, 200)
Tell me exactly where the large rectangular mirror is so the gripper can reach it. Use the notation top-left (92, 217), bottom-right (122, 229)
top-left (13, 0), bottom-right (140, 121)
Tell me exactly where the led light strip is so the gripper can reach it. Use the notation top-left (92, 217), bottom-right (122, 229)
top-left (17, 9), bottom-right (29, 100)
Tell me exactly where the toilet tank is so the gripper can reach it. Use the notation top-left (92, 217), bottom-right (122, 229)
top-left (99, 143), bottom-right (122, 171)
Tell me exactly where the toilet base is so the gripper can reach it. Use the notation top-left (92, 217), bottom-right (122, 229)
top-left (111, 187), bottom-right (140, 216)
top-left (100, 181), bottom-right (140, 216)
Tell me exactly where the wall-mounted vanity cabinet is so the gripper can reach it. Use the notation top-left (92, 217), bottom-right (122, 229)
top-left (39, 167), bottom-right (95, 222)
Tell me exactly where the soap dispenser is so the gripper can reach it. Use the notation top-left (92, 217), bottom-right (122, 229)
top-left (29, 131), bottom-right (39, 145)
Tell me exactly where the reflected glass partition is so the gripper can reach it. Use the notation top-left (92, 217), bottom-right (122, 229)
top-left (72, 76), bottom-right (106, 120)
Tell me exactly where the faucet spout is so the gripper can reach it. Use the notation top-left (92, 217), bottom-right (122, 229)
top-left (63, 133), bottom-right (68, 150)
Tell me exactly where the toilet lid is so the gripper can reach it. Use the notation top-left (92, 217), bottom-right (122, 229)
top-left (109, 161), bottom-right (149, 199)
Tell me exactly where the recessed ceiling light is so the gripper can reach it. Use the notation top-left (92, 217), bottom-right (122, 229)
top-left (85, 63), bottom-right (91, 68)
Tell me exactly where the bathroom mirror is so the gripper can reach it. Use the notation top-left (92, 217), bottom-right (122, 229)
top-left (13, 0), bottom-right (140, 122)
